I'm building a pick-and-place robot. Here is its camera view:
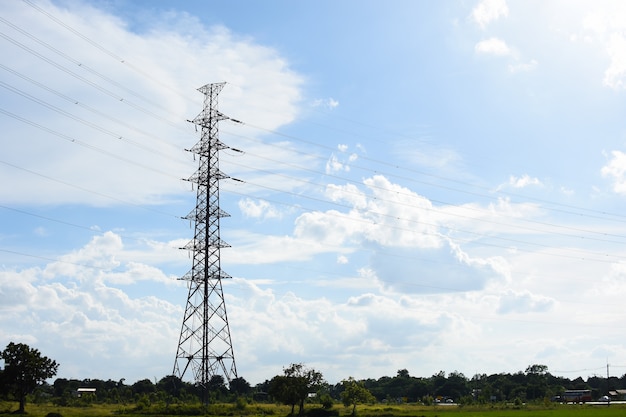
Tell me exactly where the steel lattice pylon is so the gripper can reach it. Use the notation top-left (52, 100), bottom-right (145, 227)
top-left (173, 82), bottom-right (237, 397)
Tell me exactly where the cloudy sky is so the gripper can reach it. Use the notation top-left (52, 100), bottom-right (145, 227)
top-left (2, 0), bottom-right (626, 385)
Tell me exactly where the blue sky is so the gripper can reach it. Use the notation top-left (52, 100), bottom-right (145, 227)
top-left (2, 0), bottom-right (626, 385)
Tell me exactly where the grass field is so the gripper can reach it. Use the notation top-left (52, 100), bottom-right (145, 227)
top-left (2, 401), bottom-right (626, 417)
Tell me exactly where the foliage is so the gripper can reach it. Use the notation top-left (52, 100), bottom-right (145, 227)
top-left (268, 363), bottom-right (324, 416)
top-left (229, 376), bottom-right (251, 396)
top-left (4, 357), bottom-right (626, 415)
top-left (340, 377), bottom-right (375, 416)
top-left (5, 401), bottom-right (626, 417)
top-left (0, 342), bottom-right (59, 413)
top-left (318, 393), bottom-right (334, 409)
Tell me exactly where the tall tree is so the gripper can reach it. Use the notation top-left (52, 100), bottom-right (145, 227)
top-left (207, 374), bottom-right (227, 400)
top-left (269, 363), bottom-right (324, 415)
top-left (397, 369), bottom-right (410, 378)
top-left (269, 375), bottom-right (301, 415)
top-left (341, 377), bottom-right (375, 416)
top-left (1, 342), bottom-right (59, 413)
top-left (229, 376), bottom-right (251, 396)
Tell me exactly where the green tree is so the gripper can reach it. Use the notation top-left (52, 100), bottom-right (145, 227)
top-left (132, 378), bottom-right (156, 395)
top-left (341, 377), bottom-right (375, 416)
top-left (397, 369), bottom-right (410, 378)
top-left (525, 364), bottom-right (549, 400)
top-left (269, 363), bottom-right (324, 415)
top-left (0, 342), bottom-right (59, 413)
top-left (440, 371), bottom-right (468, 400)
top-left (269, 375), bottom-right (300, 414)
top-left (207, 374), bottom-right (227, 401)
top-left (229, 376), bottom-right (251, 396)
top-left (156, 375), bottom-right (182, 398)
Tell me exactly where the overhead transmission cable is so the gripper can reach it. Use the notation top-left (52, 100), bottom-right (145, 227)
top-left (222, 154), bottom-right (626, 246)
top-left (0, 62), bottom-right (183, 154)
top-left (0, 159), bottom-right (181, 217)
top-left (17, 0), bottom-right (626, 226)
top-left (3, 80), bottom-right (618, 263)
top-left (224, 176), bottom-right (622, 264)
top-left (220, 131), bottom-right (626, 242)
top-left (0, 79), bottom-right (186, 163)
top-left (0, 15), bottom-right (175, 115)
top-left (21, 0), bottom-right (190, 101)
top-left (0, 108), bottom-right (179, 180)
top-left (233, 119), bottom-right (626, 223)
top-left (0, 29), bottom-right (185, 131)
top-left (10, 0), bottom-right (626, 259)
top-left (1, 74), bottom-right (623, 262)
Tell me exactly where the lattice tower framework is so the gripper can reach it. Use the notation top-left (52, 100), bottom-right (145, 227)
top-left (173, 82), bottom-right (237, 395)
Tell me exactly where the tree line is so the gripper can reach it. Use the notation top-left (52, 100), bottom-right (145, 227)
top-left (3, 342), bottom-right (626, 414)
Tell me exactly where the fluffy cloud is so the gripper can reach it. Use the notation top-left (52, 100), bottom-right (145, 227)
top-left (475, 37), bottom-right (512, 56)
top-left (0, 0), bottom-right (303, 206)
top-left (325, 151), bottom-right (358, 174)
top-left (496, 289), bottom-right (555, 314)
top-left (238, 198), bottom-right (283, 220)
top-left (601, 150), bottom-right (626, 194)
top-left (499, 174), bottom-right (544, 190)
top-left (312, 97), bottom-right (339, 109)
top-left (318, 175), bottom-right (444, 249)
top-left (0, 231), bottom-right (183, 380)
top-left (581, 4), bottom-right (626, 90)
top-left (471, 0), bottom-right (509, 29)
top-left (603, 33), bottom-right (626, 89)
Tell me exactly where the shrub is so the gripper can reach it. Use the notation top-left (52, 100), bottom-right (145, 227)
top-left (318, 393), bottom-right (334, 409)
top-left (305, 408), bottom-right (339, 417)
top-left (234, 396), bottom-right (247, 411)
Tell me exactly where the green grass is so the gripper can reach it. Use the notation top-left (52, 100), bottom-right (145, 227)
top-left (355, 403), bottom-right (626, 417)
top-left (2, 401), bottom-right (626, 417)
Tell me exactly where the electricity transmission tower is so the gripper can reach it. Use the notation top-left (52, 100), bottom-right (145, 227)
top-left (173, 82), bottom-right (238, 399)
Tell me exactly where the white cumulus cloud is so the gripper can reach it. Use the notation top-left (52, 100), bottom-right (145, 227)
top-left (604, 33), bottom-right (626, 89)
top-left (475, 37), bottom-right (512, 56)
top-left (238, 198), bottom-right (282, 220)
top-left (602, 150), bottom-right (626, 194)
top-left (581, 4), bottom-right (626, 90)
top-left (312, 97), bottom-right (339, 109)
top-left (471, 0), bottom-right (509, 29)
top-left (508, 174), bottom-right (543, 189)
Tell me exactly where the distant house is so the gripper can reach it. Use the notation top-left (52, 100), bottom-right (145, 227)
top-left (75, 387), bottom-right (97, 397)
top-left (562, 390), bottom-right (592, 403)
top-left (609, 389), bottom-right (626, 400)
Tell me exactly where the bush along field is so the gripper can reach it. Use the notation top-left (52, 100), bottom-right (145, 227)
top-left (3, 344), bottom-right (626, 416)
top-left (2, 400), bottom-right (626, 417)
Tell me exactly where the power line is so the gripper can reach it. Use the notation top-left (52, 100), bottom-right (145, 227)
top-left (2, 93), bottom-right (623, 265)
top-left (11, 0), bottom-right (626, 230)
top-left (0, 79), bottom-right (186, 162)
top-left (0, 159), bottom-right (181, 217)
top-left (21, 0), bottom-right (191, 102)
top-left (0, 62), bottom-right (184, 154)
top-left (0, 15), bottom-right (175, 115)
top-left (224, 181), bottom-right (623, 265)
top-left (2, 67), bottom-right (622, 247)
top-left (231, 120), bottom-right (626, 224)
top-left (4, 1), bottom-right (625, 270)
top-left (14, 0), bottom-right (626, 227)
top-left (220, 136), bottom-right (626, 243)
top-left (2, 102), bottom-right (621, 266)
top-left (0, 107), bottom-right (180, 180)
top-left (0, 29), bottom-right (184, 130)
